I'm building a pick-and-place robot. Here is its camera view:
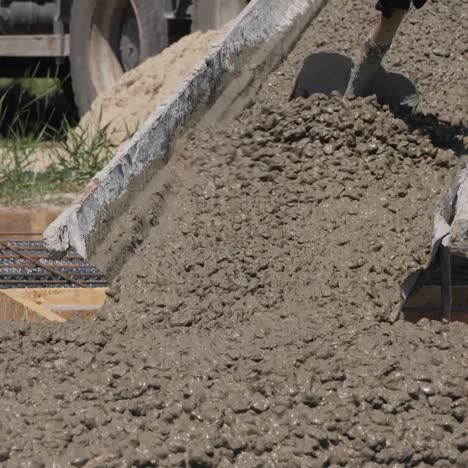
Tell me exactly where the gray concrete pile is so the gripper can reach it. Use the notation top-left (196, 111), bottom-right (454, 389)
top-left (0, 0), bottom-right (466, 466)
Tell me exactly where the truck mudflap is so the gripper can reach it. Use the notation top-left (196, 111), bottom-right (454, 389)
top-left (401, 160), bottom-right (468, 324)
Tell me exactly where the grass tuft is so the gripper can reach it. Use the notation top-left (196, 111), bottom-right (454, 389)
top-left (0, 77), bottom-right (132, 205)
top-left (47, 119), bottom-right (117, 183)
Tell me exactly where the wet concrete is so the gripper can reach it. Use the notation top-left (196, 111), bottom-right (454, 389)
top-left (291, 51), bottom-right (419, 113)
top-left (1, 0), bottom-right (467, 466)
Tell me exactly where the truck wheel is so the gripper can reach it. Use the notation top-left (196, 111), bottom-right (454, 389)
top-left (70, 0), bottom-right (168, 115)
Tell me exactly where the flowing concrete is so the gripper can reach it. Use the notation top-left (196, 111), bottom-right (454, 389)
top-left (448, 160), bottom-right (468, 258)
top-left (44, 0), bottom-right (327, 259)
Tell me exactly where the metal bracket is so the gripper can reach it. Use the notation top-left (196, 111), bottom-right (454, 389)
top-left (0, 33), bottom-right (70, 57)
top-left (54, 0), bottom-right (71, 62)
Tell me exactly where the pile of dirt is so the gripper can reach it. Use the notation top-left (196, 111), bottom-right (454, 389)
top-left (1, 0), bottom-right (467, 466)
top-left (79, 29), bottom-right (223, 144)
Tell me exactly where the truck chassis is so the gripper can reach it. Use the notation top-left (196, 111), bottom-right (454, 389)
top-left (0, 0), bottom-right (248, 113)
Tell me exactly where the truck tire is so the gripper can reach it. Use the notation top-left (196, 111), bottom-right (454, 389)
top-left (70, 0), bottom-right (168, 115)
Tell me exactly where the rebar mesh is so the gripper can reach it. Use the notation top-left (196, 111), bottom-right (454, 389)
top-left (0, 241), bottom-right (107, 289)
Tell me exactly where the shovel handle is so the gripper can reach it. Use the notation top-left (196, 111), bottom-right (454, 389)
top-left (371, 8), bottom-right (407, 46)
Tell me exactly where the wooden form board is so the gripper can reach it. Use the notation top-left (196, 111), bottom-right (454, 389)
top-left (0, 288), bottom-right (108, 322)
top-left (403, 285), bottom-right (468, 324)
top-left (0, 209), bottom-right (62, 240)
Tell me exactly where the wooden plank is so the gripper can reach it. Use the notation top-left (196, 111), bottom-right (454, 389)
top-left (0, 290), bottom-right (65, 322)
top-left (29, 288), bottom-right (108, 307)
top-left (48, 304), bottom-right (102, 320)
top-left (0, 34), bottom-right (70, 57)
top-left (0, 208), bottom-right (62, 241)
top-left (402, 285), bottom-right (468, 324)
top-left (404, 308), bottom-right (468, 324)
top-left (0, 288), bottom-right (107, 322)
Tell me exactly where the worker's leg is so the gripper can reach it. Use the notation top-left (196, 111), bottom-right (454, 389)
top-left (371, 8), bottom-right (407, 46)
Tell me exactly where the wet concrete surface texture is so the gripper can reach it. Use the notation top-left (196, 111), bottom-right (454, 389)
top-left (1, 0), bottom-right (467, 467)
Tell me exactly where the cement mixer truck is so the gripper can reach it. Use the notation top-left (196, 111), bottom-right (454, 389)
top-left (0, 0), bottom-right (248, 114)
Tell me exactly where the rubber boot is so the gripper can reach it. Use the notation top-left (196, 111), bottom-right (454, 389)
top-left (345, 36), bottom-right (391, 97)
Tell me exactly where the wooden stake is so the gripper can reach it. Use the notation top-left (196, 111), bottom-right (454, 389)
top-left (440, 239), bottom-right (452, 322)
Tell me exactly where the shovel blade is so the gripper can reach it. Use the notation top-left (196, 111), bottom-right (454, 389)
top-left (291, 51), bottom-right (419, 113)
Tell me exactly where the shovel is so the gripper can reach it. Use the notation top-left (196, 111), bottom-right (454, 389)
top-left (292, 9), bottom-right (419, 113)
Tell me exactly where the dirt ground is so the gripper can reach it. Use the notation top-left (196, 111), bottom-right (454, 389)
top-left (1, 1), bottom-right (467, 467)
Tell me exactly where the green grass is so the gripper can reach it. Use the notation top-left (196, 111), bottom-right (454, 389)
top-left (0, 125), bottom-right (117, 204)
top-left (0, 77), bottom-right (130, 206)
top-left (0, 77), bottom-right (60, 96)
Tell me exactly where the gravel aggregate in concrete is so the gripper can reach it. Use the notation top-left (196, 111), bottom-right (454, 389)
top-left (1, 1), bottom-right (467, 467)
